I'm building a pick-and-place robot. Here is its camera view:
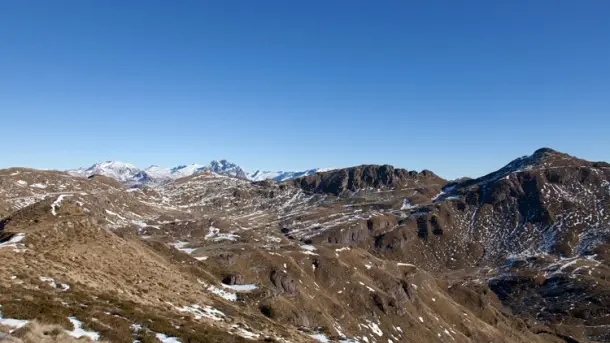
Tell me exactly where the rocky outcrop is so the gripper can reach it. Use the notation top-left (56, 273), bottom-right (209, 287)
top-left (372, 148), bottom-right (610, 265)
top-left (222, 273), bottom-right (244, 285)
top-left (270, 270), bottom-right (299, 297)
top-left (288, 164), bottom-right (446, 196)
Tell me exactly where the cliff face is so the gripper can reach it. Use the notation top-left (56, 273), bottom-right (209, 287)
top-left (289, 164), bottom-right (446, 196)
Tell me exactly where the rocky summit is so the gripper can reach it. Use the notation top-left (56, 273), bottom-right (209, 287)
top-left (0, 148), bottom-right (609, 343)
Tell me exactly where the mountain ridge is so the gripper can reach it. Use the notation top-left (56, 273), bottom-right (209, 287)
top-left (67, 160), bottom-right (329, 184)
top-left (2, 147), bottom-right (608, 343)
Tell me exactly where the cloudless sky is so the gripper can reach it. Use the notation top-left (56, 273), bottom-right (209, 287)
top-left (1, 0), bottom-right (609, 179)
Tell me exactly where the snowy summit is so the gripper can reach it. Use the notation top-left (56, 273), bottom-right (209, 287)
top-left (68, 160), bottom-right (331, 184)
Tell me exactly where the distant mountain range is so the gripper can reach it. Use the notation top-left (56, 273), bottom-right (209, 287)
top-left (67, 160), bottom-right (330, 183)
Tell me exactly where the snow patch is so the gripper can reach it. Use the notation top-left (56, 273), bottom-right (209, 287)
top-left (300, 244), bottom-right (317, 251)
top-left (300, 244), bottom-right (319, 255)
top-left (204, 226), bottom-right (220, 240)
top-left (0, 233), bottom-right (26, 252)
top-left (199, 280), bottom-right (237, 301)
top-left (51, 194), bottom-right (71, 216)
top-left (104, 209), bottom-right (126, 220)
top-left (207, 285), bottom-right (237, 301)
top-left (431, 185), bottom-right (457, 202)
top-left (231, 324), bottom-right (261, 340)
top-left (309, 333), bottom-right (330, 342)
top-left (0, 306), bottom-right (29, 331)
top-left (400, 199), bottom-right (414, 210)
top-left (177, 304), bottom-right (225, 321)
top-left (170, 241), bottom-right (197, 254)
top-left (364, 320), bottom-right (383, 336)
top-left (213, 233), bottom-right (239, 241)
top-left (156, 333), bottom-right (181, 343)
top-left (67, 317), bottom-right (100, 340)
top-left (39, 276), bottom-right (57, 288)
top-left (221, 284), bottom-right (257, 292)
top-left (40, 276), bottom-right (70, 291)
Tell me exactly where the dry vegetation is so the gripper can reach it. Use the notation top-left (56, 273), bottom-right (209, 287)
top-left (0, 150), bottom-right (608, 342)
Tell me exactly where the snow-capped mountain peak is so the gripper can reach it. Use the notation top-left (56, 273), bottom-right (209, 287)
top-left (143, 165), bottom-right (173, 179)
top-left (207, 160), bottom-right (247, 179)
top-left (169, 164), bottom-right (206, 179)
top-left (69, 161), bottom-right (144, 183)
top-left (86, 161), bottom-right (138, 172)
top-left (69, 160), bottom-right (329, 184)
top-left (246, 168), bottom-right (331, 182)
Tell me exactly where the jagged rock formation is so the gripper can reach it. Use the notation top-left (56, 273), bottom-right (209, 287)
top-left (289, 164), bottom-right (446, 196)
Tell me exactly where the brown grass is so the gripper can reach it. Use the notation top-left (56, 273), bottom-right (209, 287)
top-left (1, 321), bottom-right (109, 343)
top-left (0, 283), bottom-right (252, 343)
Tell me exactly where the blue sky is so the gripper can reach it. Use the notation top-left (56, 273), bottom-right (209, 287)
top-left (1, 1), bottom-right (609, 179)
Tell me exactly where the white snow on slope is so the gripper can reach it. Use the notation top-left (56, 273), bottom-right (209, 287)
top-left (69, 161), bottom-right (143, 183)
top-left (0, 306), bottom-right (29, 331)
top-left (0, 317), bottom-right (29, 330)
top-left (309, 333), bottom-right (331, 342)
top-left (299, 244), bottom-right (318, 255)
top-left (198, 280), bottom-right (238, 301)
top-left (156, 333), bottom-right (181, 343)
top-left (177, 304), bottom-right (225, 321)
top-left (300, 244), bottom-right (317, 251)
top-left (51, 194), bottom-right (70, 216)
top-left (171, 241), bottom-right (197, 254)
top-left (169, 164), bottom-right (206, 179)
top-left (400, 199), bottom-right (415, 210)
top-left (67, 317), bottom-right (100, 340)
top-left (231, 324), bottom-right (261, 340)
top-left (105, 209), bottom-right (126, 220)
top-left (144, 165), bottom-right (173, 179)
top-left (40, 276), bottom-right (70, 291)
top-left (247, 170), bottom-right (283, 181)
top-left (206, 285), bottom-right (237, 301)
top-left (214, 233), bottom-right (239, 241)
top-left (248, 168), bottom-right (335, 182)
top-left (204, 226), bottom-right (220, 239)
top-left (0, 233), bottom-right (25, 250)
top-left (221, 283), bottom-right (257, 292)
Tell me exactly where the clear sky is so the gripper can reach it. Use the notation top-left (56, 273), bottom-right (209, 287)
top-left (1, 1), bottom-right (609, 179)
